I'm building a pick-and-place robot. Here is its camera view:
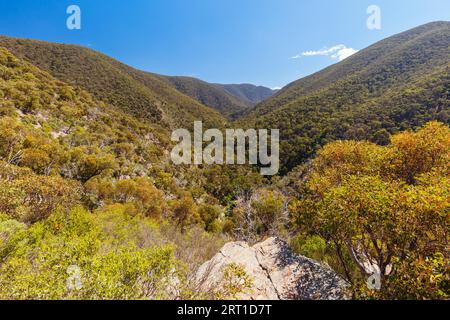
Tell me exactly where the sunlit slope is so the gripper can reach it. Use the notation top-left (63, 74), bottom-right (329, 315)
top-left (0, 36), bottom-right (226, 129)
top-left (241, 21), bottom-right (450, 172)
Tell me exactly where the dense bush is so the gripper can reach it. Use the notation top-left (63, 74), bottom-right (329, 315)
top-left (0, 161), bottom-right (81, 223)
top-left (0, 47), bottom-right (262, 300)
top-left (290, 122), bottom-right (449, 299)
top-left (231, 189), bottom-right (287, 242)
top-left (1, 38), bottom-right (448, 300)
top-left (0, 207), bottom-right (177, 299)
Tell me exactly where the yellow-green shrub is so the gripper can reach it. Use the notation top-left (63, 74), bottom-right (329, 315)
top-left (0, 207), bottom-right (177, 300)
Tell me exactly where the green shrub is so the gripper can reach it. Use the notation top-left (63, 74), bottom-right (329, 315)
top-left (0, 207), bottom-right (177, 300)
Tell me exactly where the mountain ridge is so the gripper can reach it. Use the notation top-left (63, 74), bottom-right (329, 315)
top-left (240, 21), bottom-right (450, 172)
top-left (159, 75), bottom-right (276, 118)
top-left (1, 21), bottom-right (448, 175)
top-left (215, 83), bottom-right (276, 105)
top-left (0, 35), bottom-right (227, 129)
top-left (0, 35), bottom-right (275, 121)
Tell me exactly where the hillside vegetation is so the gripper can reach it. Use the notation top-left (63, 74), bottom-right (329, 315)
top-left (161, 76), bottom-right (250, 118)
top-left (160, 76), bottom-right (275, 118)
top-left (241, 21), bottom-right (450, 172)
top-left (0, 47), bottom-right (270, 298)
top-left (0, 36), bottom-right (226, 129)
top-left (217, 84), bottom-right (276, 105)
top-left (286, 121), bottom-right (449, 299)
top-left (0, 21), bottom-right (448, 300)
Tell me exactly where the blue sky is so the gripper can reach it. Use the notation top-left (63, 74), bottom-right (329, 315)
top-left (0, 0), bottom-right (449, 88)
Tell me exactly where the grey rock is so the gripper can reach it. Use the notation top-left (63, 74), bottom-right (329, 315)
top-left (196, 237), bottom-right (350, 300)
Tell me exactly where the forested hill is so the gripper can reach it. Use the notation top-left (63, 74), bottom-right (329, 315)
top-left (0, 35), bottom-right (276, 126)
top-left (0, 36), bottom-right (227, 129)
top-left (158, 76), bottom-right (253, 118)
top-left (0, 21), bottom-right (448, 175)
top-left (240, 21), bottom-right (450, 172)
top-left (217, 84), bottom-right (276, 105)
top-left (159, 76), bottom-right (276, 119)
top-left (0, 23), bottom-right (449, 300)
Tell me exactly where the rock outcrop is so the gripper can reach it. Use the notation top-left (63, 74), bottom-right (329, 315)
top-left (196, 237), bottom-right (349, 300)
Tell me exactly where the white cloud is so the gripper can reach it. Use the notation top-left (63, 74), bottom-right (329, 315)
top-left (301, 45), bottom-right (346, 57)
top-left (271, 86), bottom-right (282, 90)
top-left (331, 47), bottom-right (359, 61)
top-left (292, 44), bottom-right (359, 61)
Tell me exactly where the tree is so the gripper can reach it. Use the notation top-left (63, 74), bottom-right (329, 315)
top-left (0, 167), bottom-right (81, 224)
top-left (291, 122), bottom-right (449, 299)
top-left (198, 204), bottom-right (222, 233)
top-left (232, 189), bottom-right (287, 242)
top-left (169, 194), bottom-right (200, 231)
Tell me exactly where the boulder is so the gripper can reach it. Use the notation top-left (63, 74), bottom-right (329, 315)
top-left (196, 237), bottom-right (349, 300)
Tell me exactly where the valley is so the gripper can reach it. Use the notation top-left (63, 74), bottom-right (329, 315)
top-left (0, 21), bottom-right (448, 300)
